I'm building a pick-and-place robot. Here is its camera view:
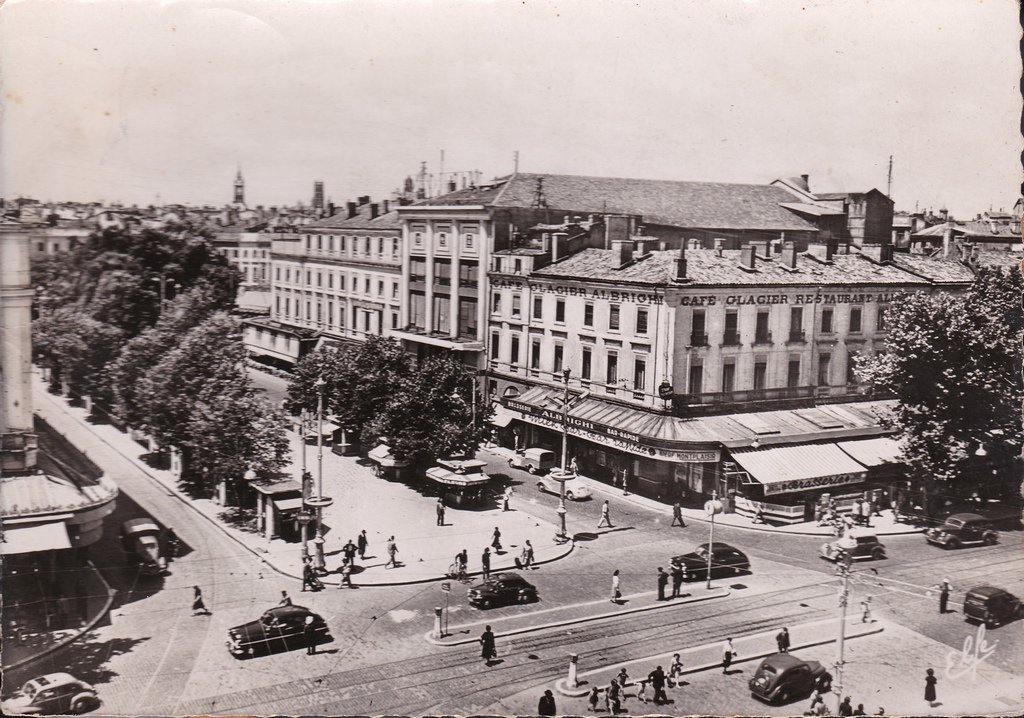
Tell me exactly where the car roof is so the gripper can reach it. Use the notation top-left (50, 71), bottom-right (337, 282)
top-left (264, 605), bottom-right (313, 618)
top-left (697, 542), bottom-right (740, 552)
top-left (947, 512), bottom-right (986, 522)
top-left (32, 673), bottom-right (79, 687)
top-left (525, 448), bottom-right (554, 457)
top-left (967, 585), bottom-right (1012, 598)
top-left (491, 572), bottom-right (527, 582)
top-left (760, 653), bottom-right (809, 670)
top-left (122, 518), bottom-right (161, 534)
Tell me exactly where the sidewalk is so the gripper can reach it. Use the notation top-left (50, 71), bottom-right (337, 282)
top-left (31, 373), bottom-right (572, 588)
top-left (487, 446), bottom-right (921, 537)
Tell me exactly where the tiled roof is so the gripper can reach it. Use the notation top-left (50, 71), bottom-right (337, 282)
top-left (307, 208), bottom-right (402, 230)
top-left (492, 173), bottom-right (819, 230)
top-left (413, 183), bottom-right (507, 206)
top-left (532, 247), bottom-right (953, 287)
top-left (778, 202), bottom-right (846, 217)
top-left (974, 250), bottom-right (1021, 269)
top-left (890, 254), bottom-right (975, 284)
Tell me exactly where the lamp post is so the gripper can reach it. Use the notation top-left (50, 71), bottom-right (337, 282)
top-left (299, 409), bottom-right (310, 561)
top-left (832, 534), bottom-right (857, 714)
top-left (704, 491), bottom-right (724, 590)
top-left (305, 377), bottom-right (335, 573)
top-left (555, 368), bottom-right (572, 540)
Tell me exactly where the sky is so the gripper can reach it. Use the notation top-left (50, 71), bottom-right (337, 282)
top-left (1, 0), bottom-right (1020, 217)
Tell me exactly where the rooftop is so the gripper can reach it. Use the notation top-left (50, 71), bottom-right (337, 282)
top-left (307, 206), bottom-right (402, 230)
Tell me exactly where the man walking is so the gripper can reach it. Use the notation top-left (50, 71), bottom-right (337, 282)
top-left (776, 627), bottom-right (790, 653)
top-left (670, 560), bottom-right (684, 598)
top-left (520, 540), bottom-right (535, 569)
top-left (480, 624), bottom-right (497, 665)
top-left (722, 637), bottom-right (736, 673)
top-left (621, 467), bottom-right (630, 495)
top-left (338, 559), bottom-right (352, 588)
top-left (670, 502), bottom-right (686, 527)
top-left (481, 547), bottom-right (491, 580)
top-left (648, 665), bottom-right (668, 705)
top-left (357, 529), bottom-right (368, 560)
top-left (342, 538), bottom-right (358, 567)
top-left (279, 590), bottom-right (293, 606)
top-left (502, 486), bottom-right (513, 511)
top-left (657, 567), bottom-right (669, 601)
top-left (598, 500), bottom-right (613, 528)
top-left (861, 595), bottom-right (873, 623)
top-left (569, 456), bottom-right (579, 476)
top-left (436, 498), bottom-right (446, 526)
top-left (537, 689), bottom-right (556, 716)
top-left (938, 579), bottom-right (952, 614)
top-left (302, 561), bottom-right (320, 591)
top-left (385, 536), bottom-right (399, 568)
top-left (303, 615), bottom-right (317, 655)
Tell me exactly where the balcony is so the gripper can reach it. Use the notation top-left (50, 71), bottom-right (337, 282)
top-left (722, 331), bottom-right (741, 346)
top-left (787, 331), bottom-right (806, 343)
top-left (674, 383), bottom-right (882, 416)
top-left (689, 332), bottom-right (708, 347)
top-left (753, 332), bottom-right (772, 345)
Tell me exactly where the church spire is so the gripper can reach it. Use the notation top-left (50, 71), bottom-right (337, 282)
top-left (234, 167), bottom-right (245, 205)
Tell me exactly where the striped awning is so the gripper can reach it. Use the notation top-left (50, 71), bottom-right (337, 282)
top-left (731, 443), bottom-right (868, 495)
top-left (837, 438), bottom-right (902, 467)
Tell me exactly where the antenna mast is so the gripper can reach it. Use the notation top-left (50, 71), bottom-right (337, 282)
top-left (887, 155), bottom-right (893, 198)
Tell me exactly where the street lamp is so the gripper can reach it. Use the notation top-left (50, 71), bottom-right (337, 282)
top-left (832, 533), bottom-right (857, 714)
top-left (306, 376), bottom-right (334, 573)
top-left (704, 492), bottom-right (724, 590)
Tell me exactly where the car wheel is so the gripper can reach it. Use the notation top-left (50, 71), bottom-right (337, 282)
top-left (508, 459), bottom-right (515, 468)
top-left (537, 481), bottom-right (546, 492)
top-left (527, 465), bottom-right (536, 475)
top-left (947, 539), bottom-right (960, 550)
top-left (565, 490), bottom-right (575, 501)
top-left (71, 697), bottom-right (95, 714)
top-left (872, 548), bottom-right (885, 560)
top-left (777, 688), bottom-right (791, 705)
top-left (481, 598), bottom-right (491, 609)
top-left (983, 533), bottom-right (997, 545)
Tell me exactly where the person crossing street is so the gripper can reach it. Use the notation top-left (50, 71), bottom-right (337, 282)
top-left (598, 500), bottom-right (613, 528)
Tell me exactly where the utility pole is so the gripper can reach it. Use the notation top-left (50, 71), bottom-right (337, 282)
top-left (887, 155), bottom-right (893, 199)
top-left (556, 368), bottom-right (570, 540)
top-left (832, 537), bottom-right (856, 714)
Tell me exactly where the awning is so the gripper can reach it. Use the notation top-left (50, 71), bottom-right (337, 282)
top-left (272, 497), bottom-right (304, 512)
top-left (0, 522), bottom-right (72, 555)
top-left (837, 438), bottom-right (902, 467)
top-left (731, 443), bottom-right (868, 495)
top-left (490, 407), bottom-right (515, 427)
top-left (368, 444), bottom-right (408, 468)
top-left (305, 422), bottom-right (340, 437)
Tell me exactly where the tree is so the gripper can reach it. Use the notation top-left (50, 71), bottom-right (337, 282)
top-left (33, 306), bottom-right (125, 400)
top-left (856, 267), bottom-right (1023, 496)
top-left (363, 356), bottom-right (491, 465)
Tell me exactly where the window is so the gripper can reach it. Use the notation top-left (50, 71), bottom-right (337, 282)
top-left (755, 311), bottom-right (770, 342)
top-left (434, 260), bottom-right (451, 285)
top-left (491, 333), bottom-right (501, 360)
top-left (583, 303), bottom-right (594, 327)
top-left (818, 352), bottom-right (832, 386)
top-left (410, 258), bottom-right (426, 281)
top-left (413, 231), bottom-right (423, 246)
top-left (689, 363), bottom-right (703, 395)
top-left (327, 273), bottom-right (333, 289)
top-left (787, 358), bottom-right (801, 388)
top-left (458, 261), bottom-right (478, 287)
top-left (340, 236), bottom-right (347, 251)
top-left (636, 308), bottom-right (649, 334)
top-left (850, 307), bottom-right (863, 333)
top-left (458, 298), bottom-right (477, 338)
top-left (753, 360), bottom-right (767, 390)
top-left (512, 294), bottom-right (522, 318)
top-left (492, 293), bottom-right (502, 313)
top-left (633, 358), bottom-right (647, 392)
top-left (722, 362), bottom-right (736, 393)
top-left (339, 274), bottom-right (346, 291)
top-left (511, 335), bottom-right (520, 364)
top-left (553, 344), bottom-right (564, 372)
top-left (464, 232), bottom-right (475, 248)
top-left (432, 294), bottom-right (450, 333)
top-left (364, 277), bottom-right (370, 294)
top-left (438, 231), bottom-right (448, 247)
top-left (821, 308), bottom-right (834, 333)
top-left (724, 311), bottom-right (739, 345)
top-left (609, 305), bottom-right (620, 331)
top-left (392, 311), bottom-right (398, 328)
top-left (377, 238), bottom-right (384, 256)
top-left (531, 340), bottom-right (541, 369)
top-left (275, 296), bottom-right (280, 314)
top-left (581, 347), bottom-right (592, 379)
top-left (378, 280), bottom-right (384, 296)
top-left (317, 236), bottom-right (322, 250)
top-left (533, 296), bottom-right (543, 320)
top-left (789, 307), bottom-right (804, 341)
top-left (317, 272), bottom-right (322, 287)
top-left (877, 305), bottom-right (888, 332)
top-left (328, 236), bottom-right (334, 252)
top-left (691, 311), bottom-right (707, 346)
top-left (514, 259), bottom-right (522, 273)
top-left (555, 299), bottom-right (565, 323)
top-left (392, 239), bottom-right (399, 258)
top-left (606, 352), bottom-right (619, 383)
top-left (846, 355), bottom-right (858, 385)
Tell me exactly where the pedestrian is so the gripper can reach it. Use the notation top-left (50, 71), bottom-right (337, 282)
top-left (357, 529), bottom-right (368, 559)
top-left (776, 626), bottom-right (790, 653)
top-left (587, 686), bottom-right (600, 713)
top-left (853, 499), bottom-right (864, 526)
top-left (481, 547), bottom-right (491, 580)
top-left (670, 560), bottom-right (684, 598)
top-left (491, 526), bottom-right (503, 552)
top-left (279, 590), bottom-right (293, 606)
top-left (607, 679), bottom-right (621, 714)
top-left (191, 586), bottom-right (210, 616)
top-left (861, 499), bottom-right (872, 527)
top-left (513, 426), bottom-right (523, 453)
top-left (670, 501), bottom-right (685, 527)
top-left (598, 500), bottom-right (612, 528)
top-left (436, 498), bottom-right (446, 526)
top-left (853, 704), bottom-right (866, 716)
top-left (537, 689), bottom-right (556, 716)
top-left (808, 691), bottom-right (826, 715)
top-left (611, 569), bottom-right (622, 603)
top-left (668, 653), bottom-right (684, 687)
top-left (621, 467), bottom-right (630, 495)
top-left (385, 536), bottom-right (399, 568)
top-left (502, 486), bottom-right (513, 511)
top-left (339, 559), bottom-right (352, 588)
top-left (839, 695), bottom-right (853, 716)
top-left (657, 567), bottom-right (669, 601)
top-left (648, 665), bottom-right (668, 704)
top-left (304, 615), bottom-right (317, 655)
top-left (635, 679), bottom-right (648, 703)
top-left (924, 667), bottom-right (937, 705)
top-left (616, 666), bottom-right (629, 688)
top-left (480, 624), bottom-right (497, 664)
top-left (753, 504), bottom-right (766, 524)
top-left (456, 549), bottom-right (468, 579)
top-left (165, 527), bottom-right (181, 558)
top-left (302, 562), bottom-right (320, 591)
top-left (861, 595), bottom-right (873, 623)
top-left (569, 456), bottom-right (579, 476)
top-left (937, 578), bottom-right (952, 613)
top-left (722, 637), bottom-right (736, 673)
top-left (343, 538), bottom-right (358, 566)
top-left (521, 540), bottom-right (534, 569)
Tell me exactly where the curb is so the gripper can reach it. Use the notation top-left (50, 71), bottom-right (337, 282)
top-left (2, 561), bottom-right (117, 673)
top-left (424, 587), bottom-right (730, 646)
top-left (553, 620), bottom-right (886, 697)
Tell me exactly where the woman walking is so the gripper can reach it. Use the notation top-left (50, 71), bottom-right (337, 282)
top-left (924, 667), bottom-right (938, 706)
top-left (722, 637), bottom-right (736, 673)
top-left (192, 586), bottom-right (210, 616)
top-left (491, 526), bottom-right (503, 552)
top-left (480, 624), bottom-right (497, 665)
top-left (611, 569), bottom-right (622, 603)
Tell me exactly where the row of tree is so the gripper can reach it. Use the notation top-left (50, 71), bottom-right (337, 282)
top-left (33, 227), bottom-right (289, 498)
top-left (286, 337), bottom-right (491, 467)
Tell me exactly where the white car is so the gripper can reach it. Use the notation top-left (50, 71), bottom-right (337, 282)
top-left (536, 474), bottom-right (592, 501)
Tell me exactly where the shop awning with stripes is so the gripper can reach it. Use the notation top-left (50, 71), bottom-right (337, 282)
top-left (836, 437), bottom-right (902, 467)
top-left (730, 443), bottom-right (868, 495)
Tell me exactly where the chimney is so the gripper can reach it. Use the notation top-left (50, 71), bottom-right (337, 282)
top-left (801, 174), bottom-right (809, 188)
top-left (713, 238), bottom-right (725, 257)
top-left (675, 247), bottom-right (688, 281)
top-left (605, 214), bottom-right (631, 248)
top-left (658, 240), bottom-right (667, 251)
top-left (781, 242), bottom-right (798, 269)
top-left (346, 201), bottom-right (357, 219)
top-left (860, 243), bottom-right (893, 264)
top-left (587, 214), bottom-right (596, 224)
top-left (326, 202), bottom-right (335, 216)
top-left (382, 199), bottom-right (390, 214)
top-left (635, 240), bottom-right (646, 257)
top-left (751, 240), bottom-right (769, 258)
top-left (369, 203), bottom-right (379, 220)
top-left (552, 231), bottom-right (568, 262)
top-left (358, 195), bottom-right (370, 206)
top-left (573, 216), bottom-right (582, 224)
top-left (807, 239), bottom-right (835, 262)
top-left (613, 238), bottom-right (634, 267)
top-left (447, 180), bottom-right (457, 193)
top-left (770, 239), bottom-right (782, 255)
top-left (563, 215), bottom-right (571, 226)
top-left (739, 245), bottom-right (756, 269)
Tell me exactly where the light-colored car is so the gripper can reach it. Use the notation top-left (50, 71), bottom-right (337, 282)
top-left (820, 533), bottom-right (887, 562)
top-left (2, 673), bottom-right (100, 715)
top-left (508, 448), bottom-right (558, 474)
top-left (536, 473), bottom-right (592, 501)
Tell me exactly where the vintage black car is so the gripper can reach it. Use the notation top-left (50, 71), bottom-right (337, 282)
top-left (467, 572), bottom-right (538, 608)
top-left (963, 586), bottom-right (1022, 628)
top-left (749, 653), bottom-right (831, 704)
top-left (671, 542), bottom-right (750, 581)
top-left (820, 534), bottom-right (887, 562)
top-left (226, 605), bottom-right (330, 658)
top-left (2, 673), bottom-right (100, 715)
top-left (925, 513), bottom-right (999, 549)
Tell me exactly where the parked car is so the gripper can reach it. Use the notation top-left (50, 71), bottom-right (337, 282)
top-left (467, 572), bottom-right (538, 608)
top-left (2, 673), bottom-right (100, 715)
top-left (226, 605), bottom-right (330, 658)
top-left (120, 518), bottom-right (168, 575)
top-left (924, 513), bottom-right (999, 549)
top-left (963, 586), bottom-right (1023, 628)
top-left (508, 448), bottom-right (558, 474)
top-left (536, 473), bottom-right (591, 500)
top-left (749, 653), bottom-right (831, 704)
top-left (820, 533), bottom-right (887, 562)
top-left (670, 542), bottom-right (750, 581)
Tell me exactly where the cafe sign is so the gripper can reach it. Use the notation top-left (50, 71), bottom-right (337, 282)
top-left (763, 471), bottom-right (867, 496)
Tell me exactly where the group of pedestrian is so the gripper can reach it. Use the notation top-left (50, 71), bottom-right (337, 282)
top-left (515, 540), bottom-right (535, 570)
top-left (582, 657), bottom-right (684, 713)
top-left (851, 497), bottom-right (875, 527)
top-left (302, 558), bottom-right (324, 591)
top-left (654, 560), bottom-right (688, 600)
